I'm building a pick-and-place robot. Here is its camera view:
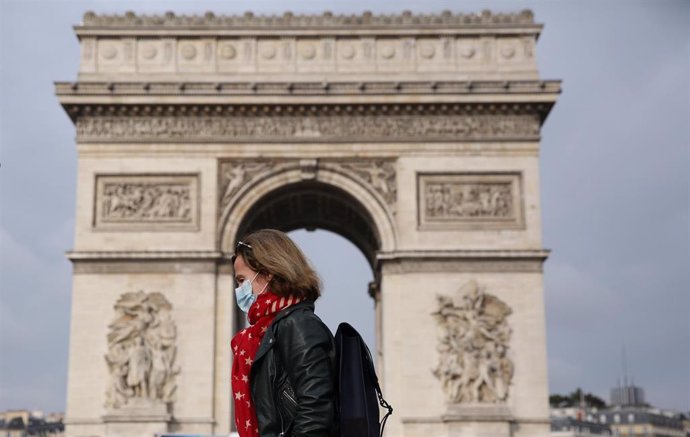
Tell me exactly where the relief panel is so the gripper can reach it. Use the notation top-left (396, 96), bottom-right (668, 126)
top-left (418, 172), bottom-right (524, 230)
top-left (94, 174), bottom-right (200, 231)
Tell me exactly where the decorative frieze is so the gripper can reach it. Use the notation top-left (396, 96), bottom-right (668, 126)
top-left (75, 11), bottom-right (540, 79)
top-left (432, 280), bottom-right (513, 404)
top-left (77, 36), bottom-right (536, 78)
top-left (418, 173), bottom-right (524, 230)
top-left (77, 114), bottom-right (540, 142)
top-left (105, 291), bottom-right (180, 409)
top-left (94, 174), bottom-right (199, 231)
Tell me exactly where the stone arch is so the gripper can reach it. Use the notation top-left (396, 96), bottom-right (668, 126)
top-left (218, 162), bottom-right (397, 264)
top-left (59, 10), bottom-right (558, 437)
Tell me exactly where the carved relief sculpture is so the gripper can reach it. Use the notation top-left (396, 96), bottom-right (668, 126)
top-left (426, 182), bottom-right (512, 218)
top-left (432, 280), bottom-right (513, 404)
top-left (218, 160), bottom-right (275, 212)
top-left (76, 114), bottom-right (540, 142)
top-left (419, 173), bottom-right (523, 229)
top-left (94, 174), bottom-right (199, 230)
top-left (105, 291), bottom-right (180, 409)
top-left (101, 183), bottom-right (191, 221)
top-left (335, 159), bottom-right (397, 207)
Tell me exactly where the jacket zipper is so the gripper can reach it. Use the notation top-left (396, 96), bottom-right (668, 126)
top-left (272, 338), bottom-right (287, 437)
top-left (282, 388), bottom-right (297, 409)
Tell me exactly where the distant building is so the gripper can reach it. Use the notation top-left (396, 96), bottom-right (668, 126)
top-left (610, 382), bottom-right (646, 408)
top-left (551, 416), bottom-right (612, 436)
top-left (603, 380), bottom-right (686, 437)
top-left (550, 379), bottom-right (689, 437)
top-left (0, 410), bottom-right (64, 437)
top-left (598, 408), bottom-right (687, 437)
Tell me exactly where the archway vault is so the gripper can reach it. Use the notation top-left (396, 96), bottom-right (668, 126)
top-left (219, 161), bottom-right (398, 268)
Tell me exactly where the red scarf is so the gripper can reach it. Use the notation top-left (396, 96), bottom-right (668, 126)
top-left (231, 291), bottom-right (302, 437)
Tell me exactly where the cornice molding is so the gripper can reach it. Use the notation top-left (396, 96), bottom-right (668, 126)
top-left (67, 250), bottom-right (230, 273)
top-left (56, 80), bottom-right (561, 98)
top-left (66, 250), bottom-right (227, 261)
top-left (79, 10), bottom-right (537, 30)
top-left (56, 80), bottom-right (560, 127)
top-left (63, 101), bottom-right (552, 119)
top-left (377, 249), bottom-right (549, 273)
top-left (377, 249), bottom-right (550, 261)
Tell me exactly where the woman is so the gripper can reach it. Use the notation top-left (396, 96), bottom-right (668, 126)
top-left (231, 229), bottom-right (337, 437)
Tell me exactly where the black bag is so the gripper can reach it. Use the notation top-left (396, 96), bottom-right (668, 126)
top-left (334, 322), bottom-right (393, 437)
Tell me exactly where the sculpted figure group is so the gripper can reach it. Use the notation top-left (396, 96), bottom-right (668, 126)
top-left (105, 291), bottom-right (180, 408)
top-left (102, 183), bottom-right (192, 222)
top-left (425, 182), bottom-right (513, 219)
top-left (433, 280), bottom-right (514, 404)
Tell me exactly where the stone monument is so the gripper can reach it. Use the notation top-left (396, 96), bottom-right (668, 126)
top-left (56, 9), bottom-right (560, 437)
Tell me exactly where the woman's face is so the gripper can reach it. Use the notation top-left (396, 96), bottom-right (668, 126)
top-left (233, 255), bottom-right (272, 296)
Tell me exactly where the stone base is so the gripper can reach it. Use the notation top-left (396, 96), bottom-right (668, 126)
top-left (102, 398), bottom-right (171, 437)
top-left (442, 403), bottom-right (512, 421)
top-left (403, 404), bottom-right (514, 437)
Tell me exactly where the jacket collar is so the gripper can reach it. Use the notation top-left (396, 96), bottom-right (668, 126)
top-left (272, 299), bottom-right (314, 323)
top-left (251, 299), bottom-right (315, 365)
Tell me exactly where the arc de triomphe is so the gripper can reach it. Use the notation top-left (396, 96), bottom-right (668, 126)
top-left (56, 10), bottom-right (560, 437)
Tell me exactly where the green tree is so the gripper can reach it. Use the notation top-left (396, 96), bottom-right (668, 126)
top-left (549, 388), bottom-right (607, 409)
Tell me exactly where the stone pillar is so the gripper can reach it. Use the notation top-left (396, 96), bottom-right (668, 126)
top-left (379, 253), bottom-right (550, 437)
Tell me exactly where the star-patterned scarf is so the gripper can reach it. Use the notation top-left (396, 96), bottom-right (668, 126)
top-left (231, 291), bottom-right (302, 437)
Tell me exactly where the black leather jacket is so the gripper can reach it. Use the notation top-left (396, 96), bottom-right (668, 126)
top-left (250, 300), bottom-right (337, 437)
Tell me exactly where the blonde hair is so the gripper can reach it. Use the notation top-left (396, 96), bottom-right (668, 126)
top-left (233, 229), bottom-right (322, 301)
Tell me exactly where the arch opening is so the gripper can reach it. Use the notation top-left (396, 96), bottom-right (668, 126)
top-left (227, 182), bottom-right (383, 432)
top-left (234, 180), bottom-right (382, 269)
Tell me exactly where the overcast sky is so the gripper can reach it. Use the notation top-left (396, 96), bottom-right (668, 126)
top-left (0, 0), bottom-right (688, 415)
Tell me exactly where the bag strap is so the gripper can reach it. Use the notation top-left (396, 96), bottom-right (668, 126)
top-left (360, 333), bottom-right (394, 436)
top-left (376, 385), bottom-right (393, 436)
